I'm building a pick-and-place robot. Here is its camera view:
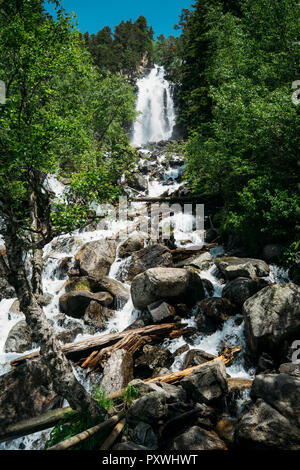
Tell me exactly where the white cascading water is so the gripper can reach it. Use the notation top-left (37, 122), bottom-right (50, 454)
top-left (131, 65), bottom-right (176, 146)
top-left (0, 66), bottom-right (291, 450)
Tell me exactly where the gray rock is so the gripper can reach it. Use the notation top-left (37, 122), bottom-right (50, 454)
top-left (126, 244), bottom-right (173, 282)
top-left (250, 373), bottom-right (300, 427)
top-left (222, 277), bottom-right (265, 308)
top-left (119, 232), bottom-right (147, 258)
top-left (147, 301), bottom-right (175, 323)
top-left (196, 297), bottom-right (236, 324)
top-left (215, 257), bottom-right (270, 280)
top-left (4, 321), bottom-right (33, 353)
top-left (175, 252), bottom-right (214, 271)
top-left (279, 362), bottom-right (300, 378)
top-left (59, 290), bottom-right (113, 318)
top-left (99, 349), bottom-right (133, 395)
top-left (183, 349), bottom-right (216, 369)
top-left (243, 283), bottom-right (300, 355)
top-left (74, 239), bottom-right (117, 279)
top-left (83, 301), bottom-right (114, 331)
top-left (237, 399), bottom-right (300, 450)
top-left (127, 391), bottom-right (168, 425)
top-left (126, 173), bottom-right (148, 192)
top-left (132, 422), bottom-right (158, 449)
top-left (131, 267), bottom-right (204, 309)
top-left (181, 359), bottom-right (228, 404)
top-left (171, 426), bottom-right (227, 450)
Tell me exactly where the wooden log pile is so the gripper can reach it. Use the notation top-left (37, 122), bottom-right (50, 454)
top-left (11, 323), bottom-right (196, 369)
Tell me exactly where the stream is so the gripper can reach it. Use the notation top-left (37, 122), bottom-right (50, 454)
top-left (0, 65), bottom-right (290, 450)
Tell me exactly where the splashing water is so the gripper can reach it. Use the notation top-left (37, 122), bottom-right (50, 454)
top-left (131, 65), bottom-right (176, 146)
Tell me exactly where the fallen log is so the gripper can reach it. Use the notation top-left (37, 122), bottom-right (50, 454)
top-left (145, 345), bottom-right (242, 384)
top-left (47, 413), bottom-right (125, 451)
top-left (99, 418), bottom-right (126, 451)
top-left (0, 407), bottom-right (76, 444)
top-left (11, 323), bottom-right (188, 368)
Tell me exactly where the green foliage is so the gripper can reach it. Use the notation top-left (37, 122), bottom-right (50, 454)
top-left (82, 16), bottom-right (154, 79)
top-left (44, 411), bottom-right (105, 450)
top-left (176, 0), bottom-right (300, 257)
top-left (121, 384), bottom-right (139, 405)
top-left (93, 387), bottom-right (114, 411)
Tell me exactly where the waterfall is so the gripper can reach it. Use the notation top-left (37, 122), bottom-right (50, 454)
top-left (131, 65), bottom-right (176, 146)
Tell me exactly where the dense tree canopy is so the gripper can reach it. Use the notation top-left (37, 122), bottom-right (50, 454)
top-left (157, 0), bottom-right (300, 260)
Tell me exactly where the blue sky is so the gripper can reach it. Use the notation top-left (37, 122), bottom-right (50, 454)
top-left (45, 0), bottom-right (193, 38)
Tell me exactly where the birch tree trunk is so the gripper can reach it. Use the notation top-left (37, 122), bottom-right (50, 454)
top-left (3, 224), bottom-right (105, 419)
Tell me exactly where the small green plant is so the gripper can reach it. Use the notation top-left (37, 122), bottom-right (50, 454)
top-left (93, 387), bottom-right (114, 411)
top-left (74, 281), bottom-right (91, 292)
top-left (44, 411), bottom-right (105, 450)
top-left (121, 384), bottom-right (139, 405)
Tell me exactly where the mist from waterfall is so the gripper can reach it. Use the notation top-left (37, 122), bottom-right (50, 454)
top-left (131, 65), bottom-right (176, 146)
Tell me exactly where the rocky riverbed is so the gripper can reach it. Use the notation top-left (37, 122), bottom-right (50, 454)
top-left (0, 141), bottom-right (299, 450)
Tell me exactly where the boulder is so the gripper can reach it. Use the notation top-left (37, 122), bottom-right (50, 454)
top-left (250, 373), bottom-right (300, 427)
top-left (196, 297), bottom-right (236, 324)
top-left (134, 345), bottom-right (174, 379)
top-left (126, 391), bottom-right (168, 425)
top-left (131, 422), bottom-right (158, 449)
top-left (4, 320), bottom-right (33, 353)
top-left (181, 359), bottom-right (228, 404)
top-left (175, 252), bottom-right (214, 271)
top-left (243, 283), bottom-right (300, 356)
top-left (99, 349), bottom-right (133, 395)
top-left (289, 251), bottom-right (300, 285)
top-left (215, 257), bottom-right (270, 280)
top-left (83, 301), bottom-right (114, 331)
top-left (59, 290), bottom-right (113, 318)
top-left (147, 301), bottom-right (175, 323)
top-left (237, 399), bottom-right (300, 450)
top-left (64, 276), bottom-right (129, 309)
top-left (222, 277), bottom-right (266, 309)
top-left (215, 418), bottom-right (236, 447)
top-left (126, 173), bottom-right (148, 192)
top-left (171, 426), bottom-right (227, 450)
top-left (118, 232), bottom-right (147, 258)
top-left (131, 267), bottom-right (205, 310)
top-left (74, 239), bottom-right (117, 279)
top-left (183, 349), bottom-right (216, 369)
top-left (0, 359), bottom-right (61, 430)
top-left (125, 244), bottom-right (173, 282)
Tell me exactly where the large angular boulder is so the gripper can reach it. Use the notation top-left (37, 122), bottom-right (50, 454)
top-left (243, 283), bottom-right (300, 356)
top-left (131, 267), bottom-right (205, 310)
top-left (250, 373), bottom-right (300, 427)
top-left (125, 244), bottom-right (173, 282)
top-left (74, 239), bottom-right (117, 279)
top-left (126, 173), bottom-right (148, 192)
top-left (222, 277), bottom-right (266, 309)
top-left (147, 301), bottom-right (175, 323)
top-left (118, 232), bottom-right (147, 258)
top-left (237, 399), bottom-right (300, 450)
top-left (134, 344), bottom-right (174, 378)
top-left (181, 359), bottom-right (228, 404)
top-left (59, 290), bottom-right (113, 318)
top-left (171, 426), bottom-right (227, 450)
top-left (215, 257), bottom-right (270, 280)
top-left (126, 391), bottom-right (168, 425)
top-left (4, 320), bottom-right (33, 353)
top-left (99, 349), bottom-right (133, 395)
top-left (196, 297), bottom-right (236, 324)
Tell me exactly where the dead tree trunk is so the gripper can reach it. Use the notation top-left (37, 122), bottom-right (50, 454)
top-left (2, 225), bottom-right (105, 425)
